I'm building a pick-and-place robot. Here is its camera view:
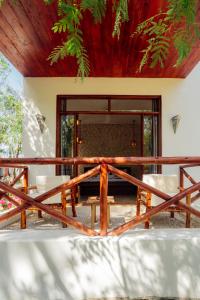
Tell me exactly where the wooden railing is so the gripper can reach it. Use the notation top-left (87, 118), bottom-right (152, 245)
top-left (180, 163), bottom-right (200, 202)
top-left (0, 164), bottom-right (29, 228)
top-left (1, 157), bottom-right (200, 236)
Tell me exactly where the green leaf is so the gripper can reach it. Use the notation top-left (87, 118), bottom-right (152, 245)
top-left (112, 0), bottom-right (129, 39)
top-left (43, 0), bottom-right (55, 4)
top-left (81, 0), bottom-right (106, 23)
top-left (0, 85), bottom-right (23, 158)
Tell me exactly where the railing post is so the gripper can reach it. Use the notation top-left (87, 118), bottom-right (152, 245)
top-left (21, 167), bottom-right (28, 229)
top-left (186, 193), bottom-right (191, 228)
top-left (100, 164), bottom-right (108, 236)
top-left (144, 192), bottom-right (151, 229)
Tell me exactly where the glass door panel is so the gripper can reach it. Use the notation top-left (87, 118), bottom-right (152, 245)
top-left (60, 115), bottom-right (75, 176)
top-left (143, 115), bottom-right (158, 174)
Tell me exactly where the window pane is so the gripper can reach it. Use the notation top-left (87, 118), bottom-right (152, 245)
top-left (111, 99), bottom-right (153, 112)
top-left (67, 99), bottom-right (108, 111)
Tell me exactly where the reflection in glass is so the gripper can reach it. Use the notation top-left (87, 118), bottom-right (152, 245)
top-left (61, 115), bottom-right (75, 176)
top-left (111, 99), bottom-right (153, 112)
top-left (143, 116), bottom-right (158, 174)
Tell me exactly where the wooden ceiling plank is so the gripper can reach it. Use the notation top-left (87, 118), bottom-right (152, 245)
top-left (0, 24), bottom-right (27, 75)
top-left (0, 10), bottom-right (46, 76)
top-left (0, 0), bottom-right (199, 78)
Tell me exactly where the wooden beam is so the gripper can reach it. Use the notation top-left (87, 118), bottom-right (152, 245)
top-left (60, 111), bottom-right (160, 116)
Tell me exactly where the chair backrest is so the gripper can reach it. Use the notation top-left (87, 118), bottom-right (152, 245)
top-left (142, 174), bottom-right (179, 206)
top-left (36, 175), bottom-right (70, 192)
top-left (143, 174), bottom-right (179, 194)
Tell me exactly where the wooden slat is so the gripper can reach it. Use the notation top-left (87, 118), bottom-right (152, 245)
top-left (0, 22), bottom-right (27, 74)
top-left (0, 3), bottom-right (43, 75)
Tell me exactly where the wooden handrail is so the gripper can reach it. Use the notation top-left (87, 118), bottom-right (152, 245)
top-left (1, 157), bottom-right (200, 236)
top-left (1, 156), bottom-right (200, 165)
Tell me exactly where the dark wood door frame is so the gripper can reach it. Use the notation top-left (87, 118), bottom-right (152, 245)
top-left (56, 95), bottom-right (162, 175)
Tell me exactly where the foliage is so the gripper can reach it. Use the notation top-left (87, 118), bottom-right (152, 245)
top-left (80, 0), bottom-right (106, 23)
top-left (0, 55), bottom-right (8, 74)
top-left (0, 54), bottom-right (23, 158)
top-left (134, 0), bottom-right (200, 71)
top-left (0, 198), bottom-right (13, 211)
top-left (45, 0), bottom-right (129, 78)
top-left (0, 89), bottom-right (23, 158)
top-left (0, 55), bottom-right (10, 85)
top-left (0, 0), bottom-right (16, 7)
top-left (112, 0), bottom-right (129, 39)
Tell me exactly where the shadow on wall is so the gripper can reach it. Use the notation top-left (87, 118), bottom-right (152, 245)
top-left (22, 96), bottom-right (55, 183)
top-left (0, 230), bottom-right (200, 300)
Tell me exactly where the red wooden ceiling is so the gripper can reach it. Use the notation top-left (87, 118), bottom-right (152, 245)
top-left (0, 0), bottom-right (200, 78)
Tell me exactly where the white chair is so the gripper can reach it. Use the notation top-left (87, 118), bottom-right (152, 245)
top-left (21, 175), bottom-right (77, 229)
top-left (136, 174), bottom-right (189, 228)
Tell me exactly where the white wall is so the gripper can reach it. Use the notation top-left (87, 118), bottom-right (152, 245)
top-left (1, 229), bottom-right (200, 300)
top-left (23, 63), bottom-right (200, 182)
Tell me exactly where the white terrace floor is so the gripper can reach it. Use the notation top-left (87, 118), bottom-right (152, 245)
top-left (2, 196), bottom-right (200, 230)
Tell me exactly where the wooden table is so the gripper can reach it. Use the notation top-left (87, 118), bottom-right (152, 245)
top-left (86, 196), bottom-right (115, 229)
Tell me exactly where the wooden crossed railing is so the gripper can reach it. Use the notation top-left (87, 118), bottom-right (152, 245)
top-left (0, 165), bottom-right (28, 206)
top-left (1, 157), bottom-right (200, 236)
top-left (180, 163), bottom-right (200, 202)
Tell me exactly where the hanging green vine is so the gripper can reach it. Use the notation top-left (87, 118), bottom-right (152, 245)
top-left (112, 0), bottom-right (129, 39)
top-left (45, 0), bottom-right (129, 78)
top-left (0, 0), bottom-right (200, 77)
top-left (134, 0), bottom-right (200, 71)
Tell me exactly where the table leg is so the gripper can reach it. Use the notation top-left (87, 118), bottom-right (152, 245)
top-left (91, 204), bottom-right (96, 229)
top-left (107, 204), bottom-right (111, 226)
